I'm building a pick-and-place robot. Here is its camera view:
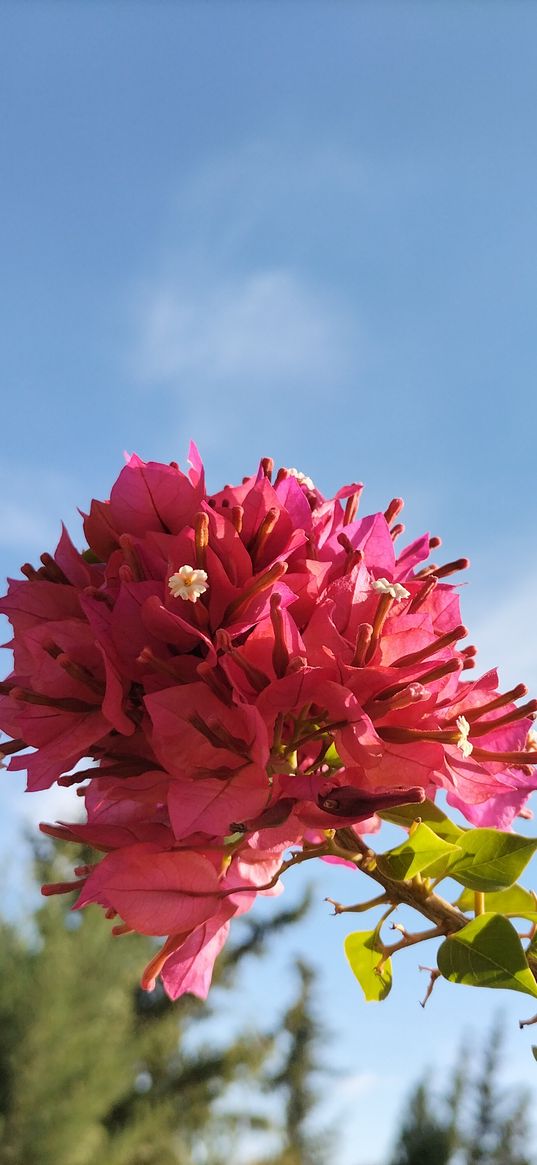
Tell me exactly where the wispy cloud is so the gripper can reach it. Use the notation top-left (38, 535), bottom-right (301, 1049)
top-left (337, 1070), bottom-right (382, 1098)
top-left (137, 266), bottom-right (355, 393)
top-left (127, 140), bottom-right (365, 459)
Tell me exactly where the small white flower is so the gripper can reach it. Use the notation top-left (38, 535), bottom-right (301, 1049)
top-left (455, 715), bottom-right (473, 758)
top-left (371, 577), bottom-right (410, 602)
top-left (287, 467), bottom-right (315, 491)
top-left (168, 565), bottom-right (209, 603)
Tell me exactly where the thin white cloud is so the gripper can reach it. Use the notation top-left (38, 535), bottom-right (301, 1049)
top-left (137, 267), bottom-right (355, 391)
top-left (337, 1070), bottom-right (381, 1098)
top-left (127, 140), bottom-right (365, 453)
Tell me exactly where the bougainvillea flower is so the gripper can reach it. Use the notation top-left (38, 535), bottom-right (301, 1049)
top-left (143, 914), bottom-right (232, 999)
top-left (75, 844), bottom-right (222, 936)
top-left (1, 446), bottom-right (536, 1001)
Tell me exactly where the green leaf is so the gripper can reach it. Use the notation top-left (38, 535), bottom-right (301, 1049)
top-left (344, 930), bottom-right (392, 1001)
top-left (376, 822), bottom-right (461, 881)
top-left (447, 830), bottom-right (537, 892)
top-left (455, 884), bottom-right (537, 921)
top-left (532, 1047), bottom-right (537, 1063)
top-left (437, 913), bottom-right (537, 998)
top-left (379, 798), bottom-right (464, 843)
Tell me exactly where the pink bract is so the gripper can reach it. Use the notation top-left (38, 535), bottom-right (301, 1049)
top-left (1, 447), bottom-right (536, 999)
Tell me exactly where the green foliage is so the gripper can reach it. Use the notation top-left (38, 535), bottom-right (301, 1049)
top-left (437, 914), bottom-right (537, 998)
top-left (377, 821), bottom-right (537, 894)
top-left (379, 799), bottom-right (464, 843)
top-left (377, 823), bottom-right (459, 881)
top-left (337, 805), bottom-right (537, 1012)
top-left (455, 885), bottom-right (537, 921)
top-left (447, 831), bottom-right (537, 893)
top-left (344, 928), bottom-right (392, 1001)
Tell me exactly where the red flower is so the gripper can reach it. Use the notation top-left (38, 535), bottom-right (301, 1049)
top-left (1, 448), bottom-right (536, 999)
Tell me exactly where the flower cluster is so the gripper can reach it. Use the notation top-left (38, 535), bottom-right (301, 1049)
top-left (1, 445), bottom-right (536, 1000)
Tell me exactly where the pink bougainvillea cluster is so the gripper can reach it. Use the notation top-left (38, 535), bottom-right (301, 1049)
top-left (1, 446), bottom-right (536, 999)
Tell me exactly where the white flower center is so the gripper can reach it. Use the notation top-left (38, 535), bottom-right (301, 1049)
top-left (455, 715), bottom-right (473, 758)
top-left (168, 565), bottom-right (209, 603)
top-left (371, 577), bottom-right (410, 601)
top-left (287, 467), bottom-right (315, 491)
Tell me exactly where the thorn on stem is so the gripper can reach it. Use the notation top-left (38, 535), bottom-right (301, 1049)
top-left (418, 966), bottom-right (441, 1009)
top-left (325, 897), bottom-right (344, 916)
top-left (519, 1013), bottom-right (537, 1030)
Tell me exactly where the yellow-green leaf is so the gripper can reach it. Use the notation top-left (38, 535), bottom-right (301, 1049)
top-left (344, 930), bottom-right (392, 1001)
top-left (448, 830), bottom-right (537, 892)
top-left (379, 798), bottom-right (464, 843)
top-left (455, 885), bottom-right (537, 922)
top-left (376, 822), bottom-right (461, 881)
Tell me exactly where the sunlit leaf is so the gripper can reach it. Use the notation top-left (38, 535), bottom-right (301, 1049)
top-left (437, 913), bottom-right (537, 998)
top-left (455, 884), bottom-right (537, 921)
top-left (447, 830), bottom-right (537, 892)
top-left (379, 798), bottom-right (464, 843)
top-left (376, 822), bottom-right (460, 881)
top-left (344, 929), bottom-right (392, 1001)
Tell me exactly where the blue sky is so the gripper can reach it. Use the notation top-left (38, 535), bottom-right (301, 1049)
top-left (1, 3), bottom-right (537, 1161)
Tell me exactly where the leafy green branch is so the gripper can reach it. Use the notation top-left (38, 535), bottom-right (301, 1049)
top-left (316, 802), bottom-right (537, 1023)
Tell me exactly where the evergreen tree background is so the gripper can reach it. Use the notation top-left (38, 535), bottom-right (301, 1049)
top-left (0, 840), bottom-right (329, 1165)
top-left (1, 840), bottom-right (534, 1165)
top-left (252, 959), bottom-right (332, 1165)
top-left (387, 1017), bottom-right (533, 1165)
top-left (386, 1082), bottom-right (454, 1165)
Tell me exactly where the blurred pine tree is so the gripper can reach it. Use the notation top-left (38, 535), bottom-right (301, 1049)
top-left (388, 1082), bottom-right (454, 1165)
top-left (387, 1017), bottom-right (533, 1165)
top-left (0, 840), bottom-right (326, 1165)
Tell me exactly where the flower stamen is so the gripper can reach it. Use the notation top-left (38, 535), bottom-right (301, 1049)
top-left (455, 715), bottom-right (473, 757)
top-left (287, 467), bottom-right (315, 490)
top-left (371, 577), bottom-right (411, 601)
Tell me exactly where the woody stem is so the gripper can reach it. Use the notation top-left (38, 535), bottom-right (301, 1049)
top-left (332, 828), bottom-right (473, 935)
top-left (332, 828), bottom-right (537, 980)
